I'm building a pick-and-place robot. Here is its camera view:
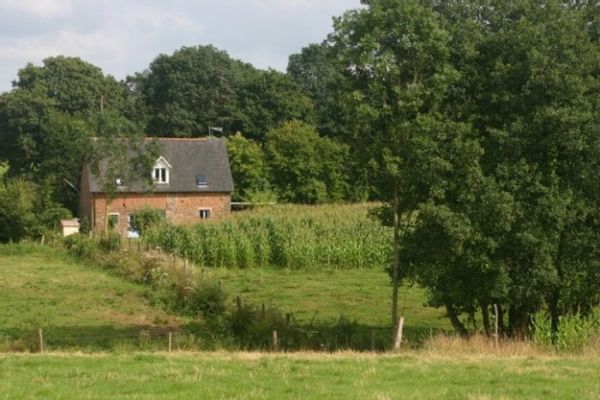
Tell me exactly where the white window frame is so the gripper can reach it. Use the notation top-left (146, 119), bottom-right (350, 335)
top-left (152, 156), bottom-right (172, 184)
top-left (198, 208), bottom-right (212, 219)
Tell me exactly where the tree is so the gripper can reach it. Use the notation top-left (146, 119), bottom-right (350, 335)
top-left (226, 132), bottom-right (273, 202)
top-left (287, 42), bottom-right (348, 139)
top-left (331, 0), bottom-right (600, 338)
top-left (0, 178), bottom-right (71, 242)
top-left (264, 120), bottom-right (349, 204)
top-left (134, 45), bottom-right (315, 140)
top-left (330, 0), bottom-right (462, 334)
top-left (0, 56), bottom-right (134, 211)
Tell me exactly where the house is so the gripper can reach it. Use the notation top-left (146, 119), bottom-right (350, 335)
top-left (79, 137), bottom-right (234, 235)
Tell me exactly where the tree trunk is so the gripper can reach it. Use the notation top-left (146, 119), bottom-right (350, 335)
top-left (481, 302), bottom-right (491, 337)
top-left (391, 187), bottom-right (400, 332)
top-left (508, 305), bottom-right (528, 339)
top-left (496, 304), bottom-right (505, 335)
top-left (445, 303), bottom-right (468, 338)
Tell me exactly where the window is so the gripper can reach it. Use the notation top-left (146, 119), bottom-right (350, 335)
top-left (196, 175), bottom-right (207, 187)
top-left (198, 208), bottom-right (211, 219)
top-left (153, 167), bottom-right (167, 183)
top-left (152, 156), bottom-right (171, 184)
top-left (108, 213), bottom-right (119, 230)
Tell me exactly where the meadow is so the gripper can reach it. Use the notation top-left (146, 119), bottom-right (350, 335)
top-left (0, 244), bottom-right (180, 351)
top-left (1, 352), bottom-right (599, 399)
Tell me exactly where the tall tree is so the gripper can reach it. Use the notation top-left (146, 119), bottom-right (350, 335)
top-left (265, 120), bottom-right (349, 204)
top-left (0, 56), bottom-right (132, 210)
top-left (134, 45), bottom-right (314, 140)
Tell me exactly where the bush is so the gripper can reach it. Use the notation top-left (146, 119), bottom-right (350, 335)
top-left (99, 232), bottom-right (120, 252)
top-left (64, 234), bottom-right (99, 259)
top-left (186, 280), bottom-right (227, 319)
top-left (130, 206), bottom-right (165, 236)
top-left (0, 179), bottom-right (71, 242)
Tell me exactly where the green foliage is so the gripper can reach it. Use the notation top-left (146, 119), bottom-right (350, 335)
top-left (226, 132), bottom-right (272, 202)
top-left (186, 280), bottom-right (227, 320)
top-left (330, 0), bottom-right (600, 336)
top-left (0, 178), bottom-right (71, 242)
top-left (0, 56), bottom-right (134, 211)
top-left (130, 206), bottom-right (166, 235)
top-left (143, 204), bottom-right (391, 270)
top-left (134, 45), bottom-right (314, 140)
top-left (64, 233), bottom-right (98, 259)
top-left (265, 120), bottom-right (349, 204)
top-left (532, 311), bottom-right (600, 353)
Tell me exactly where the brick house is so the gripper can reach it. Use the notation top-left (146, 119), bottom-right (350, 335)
top-left (79, 137), bottom-right (234, 235)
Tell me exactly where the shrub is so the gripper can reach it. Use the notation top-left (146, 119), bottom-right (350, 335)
top-left (99, 232), bottom-right (121, 252)
top-left (130, 206), bottom-right (165, 236)
top-left (186, 280), bottom-right (227, 319)
top-left (64, 234), bottom-right (99, 259)
top-left (0, 179), bottom-right (71, 242)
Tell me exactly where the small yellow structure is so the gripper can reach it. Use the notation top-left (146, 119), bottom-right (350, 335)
top-left (60, 219), bottom-right (80, 237)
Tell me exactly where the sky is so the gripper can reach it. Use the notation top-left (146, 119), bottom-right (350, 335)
top-left (0, 0), bottom-right (361, 93)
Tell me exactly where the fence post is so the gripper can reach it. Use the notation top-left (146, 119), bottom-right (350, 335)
top-left (272, 330), bottom-right (278, 352)
top-left (168, 332), bottom-right (173, 353)
top-left (38, 328), bottom-right (44, 353)
top-left (493, 304), bottom-right (499, 349)
top-left (393, 317), bottom-right (404, 351)
top-left (371, 330), bottom-right (376, 352)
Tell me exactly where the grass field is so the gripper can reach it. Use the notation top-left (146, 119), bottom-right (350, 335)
top-left (1, 352), bottom-right (599, 399)
top-left (0, 243), bottom-right (448, 350)
top-left (0, 244), bottom-right (179, 351)
top-left (210, 267), bottom-right (450, 344)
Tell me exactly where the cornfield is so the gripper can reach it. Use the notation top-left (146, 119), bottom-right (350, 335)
top-left (143, 203), bottom-right (391, 269)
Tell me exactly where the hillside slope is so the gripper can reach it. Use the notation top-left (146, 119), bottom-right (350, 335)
top-left (0, 244), bottom-right (179, 350)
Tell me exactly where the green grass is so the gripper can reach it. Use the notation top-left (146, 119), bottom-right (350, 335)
top-left (0, 243), bottom-right (449, 350)
top-left (209, 267), bottom-right (450, 343)
top-left (0, 244), bottom-right (179, 350)
top-left (1, 352), bottom-right (599, 399)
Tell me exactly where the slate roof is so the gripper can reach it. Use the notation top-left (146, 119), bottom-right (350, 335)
top-left (88, 137), bottom-right (234, 193)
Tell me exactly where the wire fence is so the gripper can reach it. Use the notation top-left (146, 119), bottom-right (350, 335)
top-left (0, 326), bottom-right (396, 354)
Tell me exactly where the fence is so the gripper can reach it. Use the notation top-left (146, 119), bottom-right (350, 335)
top-left (1, 325), bottom-right (395, 354)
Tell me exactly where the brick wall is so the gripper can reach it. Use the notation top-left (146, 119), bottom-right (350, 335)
top-left (91, 192), bottom-right (231, 235)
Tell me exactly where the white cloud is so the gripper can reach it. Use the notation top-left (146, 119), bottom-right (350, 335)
top-left (0, 0), bottom-right (361, 92)
top-left (2, 0), bottom-right (74, 19)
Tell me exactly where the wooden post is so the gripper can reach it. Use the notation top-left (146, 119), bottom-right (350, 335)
top-left (493, 304), bottom-right (499, 348)
top-left (40, 235), bottom-right (45, 246)
top-left (272, 330), bottom-right (278, 351)
top-left (168, 332), bottom-right (173, 353)
top-left (393, 317), bottom-right (404, 351)
top-left (38, 328), bottom-right (44, 353)
top-left (371, 330), bottom-right (376, 352)
top-left (391, 187), bottom-right (401, 334)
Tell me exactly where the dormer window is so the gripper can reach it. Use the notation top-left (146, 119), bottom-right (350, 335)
top-left (152, 156), bottom-right (171, 184)
top-left (154, 167), bottom-right (167, 183)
